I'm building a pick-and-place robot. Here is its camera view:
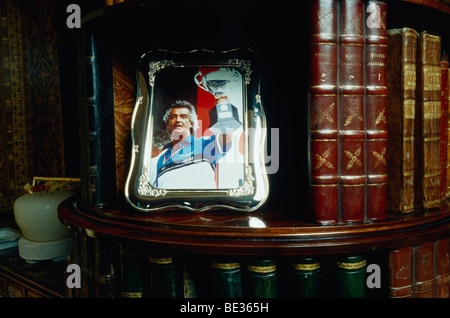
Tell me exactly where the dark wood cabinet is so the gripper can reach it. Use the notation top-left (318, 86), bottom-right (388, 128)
top-left (0, 247), bottom-right (65, 298)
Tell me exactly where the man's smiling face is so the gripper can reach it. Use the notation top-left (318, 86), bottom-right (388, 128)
top-left (167, 107), bottom-right (193, 141)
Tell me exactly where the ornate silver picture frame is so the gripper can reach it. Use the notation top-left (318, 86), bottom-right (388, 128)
top-left (125, 49), bottom-right (268, 212)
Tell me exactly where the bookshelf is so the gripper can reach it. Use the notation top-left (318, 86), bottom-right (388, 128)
top-left (60, 197), bottom-right (450, 256)
top-left (59, 0), bottom-right (450, 298)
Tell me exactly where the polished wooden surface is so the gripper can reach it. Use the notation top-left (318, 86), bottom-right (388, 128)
top-left (58, 196), bottom-right (450, 255)
top-left (0, 247), bottom-right (65, 298)
top-left (402, 0), bottom-right (450, 14)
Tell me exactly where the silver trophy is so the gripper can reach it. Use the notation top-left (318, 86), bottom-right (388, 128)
top-left (194, 68), bottom-right (242, 133)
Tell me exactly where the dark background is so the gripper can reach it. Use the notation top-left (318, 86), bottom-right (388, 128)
top-left (53, 0), bottom-right (450, 217)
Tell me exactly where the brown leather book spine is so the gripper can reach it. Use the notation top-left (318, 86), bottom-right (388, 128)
top-left (414, 242), bottom-right (435, 298)
top-left (386, 28), bottom-right (418, 213)
top-left (441, 62), bottom-right (450, 198)
top-left (389, 246), bottom-right (414, 298)
top-left (434, 238), bottom-right (450, 298)
top-left (415, 32), bottom-right (442, 209)
top-left (447, 67), bottom-right (450, 198)
top-left (309, 0), bottom-right (339, 225)
top-left (364, 0), bottom-right (387, 221)
top-left (338, 0), bottom-right (365, 223)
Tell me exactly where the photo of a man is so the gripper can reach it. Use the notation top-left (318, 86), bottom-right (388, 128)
top-left (149, 99), bottom-right (229, 189)
top-left (126, 52), bottom-right (269, 212)
top-left (142, 66), bottom-right (245, 190)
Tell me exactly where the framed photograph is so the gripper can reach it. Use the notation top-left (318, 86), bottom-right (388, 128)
top-left (125, 49), bottom-right (269, 212)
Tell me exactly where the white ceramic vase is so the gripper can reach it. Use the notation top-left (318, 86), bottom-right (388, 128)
top-left (14, 191), bottom-right (74, 242)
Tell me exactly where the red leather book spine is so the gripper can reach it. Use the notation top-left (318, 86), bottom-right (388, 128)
top-left (389, 246), bottom-right (413, 298)
top-left (415, 32), bottom-right (442, 209)
top-left (364, 0), bottom-right (387, 221)
top-left (434, 238), bottom-right (450, 298)
top-left (338, 0), bottom-right (365, 223)
top-left (414, 242), bottom-right (435, 298)
top-left (309, 0), bottom-right (339, 225)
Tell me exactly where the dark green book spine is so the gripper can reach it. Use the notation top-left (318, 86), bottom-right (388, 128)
top-left (77, 23), bottom-right (116, 207)
top-left (245, 259), bottom-right (277, 298)
top-left (149, 255), bottom-right (181, 298)
top-left (120, 244), bottom-right (143, 298)
top-left (183, 257), bottom-right (207, 298)
top-left (290, 257), bottom-right (320, 298)
top-left (209, 258), bottom-right (243, 298)
top-left (93, 238), bottom-right (119, 298)
top-left (78, 230), bottom-right (95, 298)
top-left (336, 255), bottom-right (367, 298)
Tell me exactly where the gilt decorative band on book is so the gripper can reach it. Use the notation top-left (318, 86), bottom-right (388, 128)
top-left (292, 263), bottom-right (320, 271)
top-left (309, 0), bottom-right (387, 224)
top-left (210, 261), bottom-right (241, 270)
top-left (247, 264), bottom-right (277, 273)
top-left (337, 259), bottom-right (367, 270)
top-left (149, 257), bottom-right (173, 265)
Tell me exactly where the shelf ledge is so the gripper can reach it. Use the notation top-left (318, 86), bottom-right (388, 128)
top-left (58, 197), bottom-right (450, 255)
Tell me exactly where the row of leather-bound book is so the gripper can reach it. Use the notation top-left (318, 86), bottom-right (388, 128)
top-left (309, 0), bottom-right (450, 224)
top-left (66, 236), bottom-right (450, 298)
top-left (70, 249), bottom-right (365, 298)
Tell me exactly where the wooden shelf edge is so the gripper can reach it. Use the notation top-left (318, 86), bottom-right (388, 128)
top-left (58, 197), bottom-right (450, 255)
top-left (401, 0), bottom-right (450, 14)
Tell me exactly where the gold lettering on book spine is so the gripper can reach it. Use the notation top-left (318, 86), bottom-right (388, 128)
top-left (404, 100), bottom-right (415, 119)
top-left (423, 102), bottom-right (441, 119)
top-left (293, 263), bottom-right (320, 271)
top-left (121, 291), bottom-right (142, 298)
top-left (210, 262), bottom-right (240, 270)
top-left (423, 66), bottom-right (441, 91)
top-left (337, 260), bottom-right (366, 270)
top-left (247, 265), bottom-right (276, 273)
top-left (149, 257), bottom-right (173, 264)
top-left (403, 63), bottom-right (416, 90)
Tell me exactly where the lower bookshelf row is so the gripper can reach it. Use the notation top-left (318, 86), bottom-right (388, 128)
top-left (67, 230), bottom-right (450, 298)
